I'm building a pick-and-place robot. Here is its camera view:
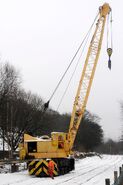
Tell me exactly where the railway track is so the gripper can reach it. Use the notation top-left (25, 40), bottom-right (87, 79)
top-left (0, 158), bottom-right (45, 165)
top-left (0, 155), bottom-right (123, 185)
top-left (54, 155), bottom-right (123, 185)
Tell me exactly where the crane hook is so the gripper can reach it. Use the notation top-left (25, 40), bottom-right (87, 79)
top-left (107, 48), bottom-right (112, 70)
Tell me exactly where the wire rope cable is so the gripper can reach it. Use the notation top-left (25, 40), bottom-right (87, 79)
top-left (107, 13), bottom-right (109, 49)
top-left (110, 10), bottom-right (113, 50)
top-left (43, 11), bottom-right (99, 111)
top-left (107, 9), bottom-right (113, 49)
top-left (56, 25), bottom-right (92, 111)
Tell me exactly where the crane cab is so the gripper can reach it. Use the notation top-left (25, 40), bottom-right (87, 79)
top-left (19, 132), bottom-right (70, 160)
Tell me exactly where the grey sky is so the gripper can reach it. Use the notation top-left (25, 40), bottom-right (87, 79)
top-left (0, 0), bottom-right (122, 141)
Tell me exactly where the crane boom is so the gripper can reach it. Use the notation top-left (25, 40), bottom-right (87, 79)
top-left (68, 3), bottom-right (111, 150)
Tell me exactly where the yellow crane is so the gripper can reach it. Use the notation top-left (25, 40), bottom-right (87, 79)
top-left (19, 3), bottom-right (112, 177)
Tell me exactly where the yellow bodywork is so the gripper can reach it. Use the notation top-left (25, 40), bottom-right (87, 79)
top-left (19, 132), bottom-right (71, 160)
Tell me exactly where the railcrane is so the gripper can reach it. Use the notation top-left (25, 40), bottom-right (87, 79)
top-left (19, 3), bottom-right (112, 177)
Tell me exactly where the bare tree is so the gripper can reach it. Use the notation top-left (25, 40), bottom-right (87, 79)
top-left (0, 62), bottom-right (21, 157)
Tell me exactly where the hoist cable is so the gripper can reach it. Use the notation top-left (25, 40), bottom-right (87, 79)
top-left (106, 9), bottom-right (113, 70)
top-left (56, 24), bottom-right (92, 111)
top-left (43, 12), bottom-right (99, 112)
top-left (107, 10), bottom-right (113, 49)
top-left (110, 10), bottom-right (113, 50)
top-left (107, 13), bottom-right (109, 49)
top-left (47, 12), bottom-right (99, 105)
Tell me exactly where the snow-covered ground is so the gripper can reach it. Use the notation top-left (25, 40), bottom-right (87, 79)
top-left (0, 139), bottom-right (8, 150)
top-left (0, 155), bottom-right (123, 185)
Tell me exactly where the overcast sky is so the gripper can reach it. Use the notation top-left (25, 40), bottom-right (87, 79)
top-left (0, 0), bottom-right (122, 141)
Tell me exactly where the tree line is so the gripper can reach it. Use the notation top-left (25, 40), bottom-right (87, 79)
top-left (0, 62), bottom-right (105, 157)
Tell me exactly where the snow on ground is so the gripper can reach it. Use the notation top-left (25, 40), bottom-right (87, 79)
top-left (0, 139), bottom-right (8, 151)
top-left (0, 155), bottom-right (123, 185)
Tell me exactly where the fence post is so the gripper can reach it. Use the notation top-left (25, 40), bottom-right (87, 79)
top-left (105, 178), bottom-right (110, 185)
top-left (122, 164), bottom-right (123, 171)
top-left (114, 171), bottom-right (118, 183)
top-left (119, 167), bottom-right (122, 175)
top-left (11, 163), bottom-right (19, 173)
